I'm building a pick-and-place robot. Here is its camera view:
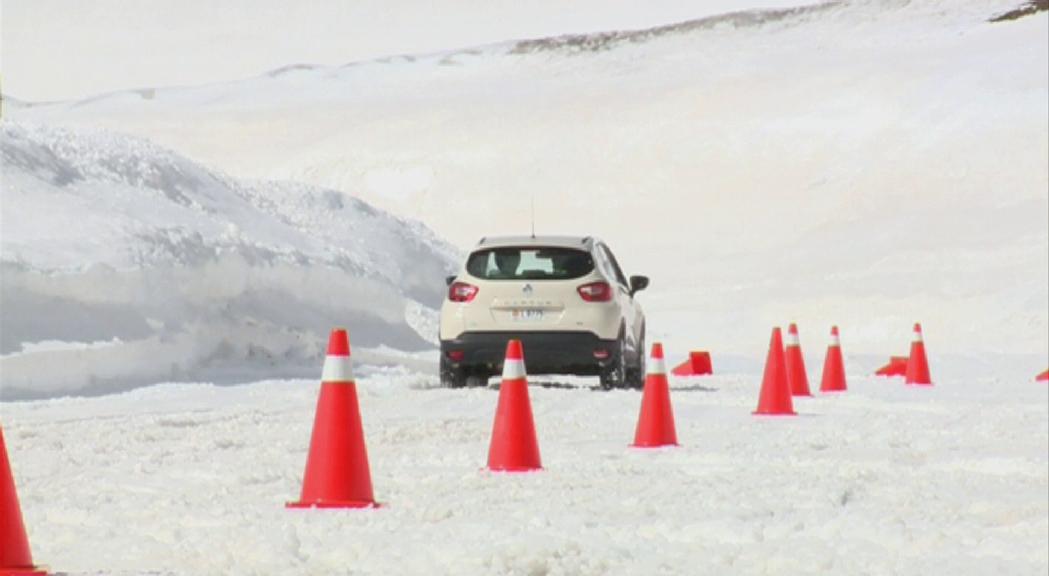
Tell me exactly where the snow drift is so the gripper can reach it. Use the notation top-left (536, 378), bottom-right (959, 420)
top-left (0, 122), bottom-right (459, 399)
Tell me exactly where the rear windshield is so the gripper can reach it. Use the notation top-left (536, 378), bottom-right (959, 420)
top-left (466, 247), bottom-right (594, 281)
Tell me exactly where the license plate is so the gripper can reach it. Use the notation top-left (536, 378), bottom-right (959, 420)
top-left (510, 308), bottom-right (544, 322)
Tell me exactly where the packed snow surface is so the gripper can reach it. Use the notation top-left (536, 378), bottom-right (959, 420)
top-left (3, 368), bottom-right (1046, 575)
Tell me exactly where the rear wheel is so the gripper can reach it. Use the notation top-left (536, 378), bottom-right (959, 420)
top-left (600, 334), bottom-right (638, 390)
top-left (625, 328), bottom-right (646, 389)
top-left (439, 356), bottom-right (468, 388)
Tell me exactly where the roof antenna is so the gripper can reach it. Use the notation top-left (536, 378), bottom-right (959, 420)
top-left (530, 193), bottom-right (536, 239)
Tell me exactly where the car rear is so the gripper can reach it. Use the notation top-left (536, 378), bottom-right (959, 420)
top-left (440, 239), bottom-right (623, 383)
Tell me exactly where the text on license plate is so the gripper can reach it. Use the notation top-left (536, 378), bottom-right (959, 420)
top-left (510, 308), bottom-right (544, 321)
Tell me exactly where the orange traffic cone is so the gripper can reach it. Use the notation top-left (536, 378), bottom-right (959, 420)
top-left (875, 356), bottom-right (909, 377)
top-left (785, 323), bottom-right (812, 397)
top-left (671, 351), bottom-right (713, 376)
top-left (1, 426), bottom-right (47, 576)
top-left (905, 323), bottom-right (933, 386)
top-left (820, 326), bottom-right (848, 393)
top-left (487, 340), bottom-right (542, 472)
top-left (754, 327), bottom-right (796, 416)
top-left (287, 329), bottom-right (378, 509)
top-left (632, 343), bottom-right (679, 448)
top-left (1038, 369), bottom-right (1048, 382)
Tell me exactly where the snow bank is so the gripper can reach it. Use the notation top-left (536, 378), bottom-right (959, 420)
top-left (0, 122), bottom-right (458, 399)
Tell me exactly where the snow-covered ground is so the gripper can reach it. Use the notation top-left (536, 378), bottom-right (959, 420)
top-left (3, 367), bottom-right (1046, 575)
top-left (1, 1), bottom-right (1047, 574)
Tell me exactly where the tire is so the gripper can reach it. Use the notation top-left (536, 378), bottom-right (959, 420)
top-left (625, 328), bottom-right (645, 390)
top-left (439, 356), bottom-right (467, 388)
top-left (599, 334), bottom-right (629, 390)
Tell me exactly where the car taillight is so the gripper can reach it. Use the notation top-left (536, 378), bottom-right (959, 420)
top-left (577, 281), bottom-right (612, 302)
top-left (447, 350), bottom-right (466, 362)
top-left (448, 281), bottom-right (479, 302)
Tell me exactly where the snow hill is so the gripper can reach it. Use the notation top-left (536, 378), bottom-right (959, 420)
top-left (5, 0), bottom-right (822, 101)
top-left (0, 122), bottom-right (458, 399)
top-left (12, 0), bottom-right (1048, 366)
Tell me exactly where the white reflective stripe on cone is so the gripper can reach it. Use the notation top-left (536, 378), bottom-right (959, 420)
top-left (830, 335), bottom-right (841, 347)
top-left (502, 359), bottom-right (526, 380)
top-left (648, 356), bottom-right (667, 375)
top-left (786, 333), bottom-right (800, 346)
top-left (321, 355), bottom-right (354, 382)
top-left (912, 332), bottom-right (924, 343)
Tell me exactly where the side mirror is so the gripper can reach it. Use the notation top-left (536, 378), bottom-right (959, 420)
top-left (629, 275), bottom-right (649, 295)
top-left (445, 275), bottom-right (457, 287)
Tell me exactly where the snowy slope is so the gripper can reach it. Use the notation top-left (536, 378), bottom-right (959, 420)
top-left (4, 0), bottom-right (824, 101)
top-left (13, 0), bottom-right (1048, 363)
top-left (0, 122), bottom-right (459, 399)
top-left (2, 370), bottom-right (1046, 575)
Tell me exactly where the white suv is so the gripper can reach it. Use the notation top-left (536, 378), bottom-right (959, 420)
top-left (439, 235), bottom-right (648, 389)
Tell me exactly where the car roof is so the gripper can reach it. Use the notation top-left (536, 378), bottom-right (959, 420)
top-left (473, 235), bottom-right (597, 251)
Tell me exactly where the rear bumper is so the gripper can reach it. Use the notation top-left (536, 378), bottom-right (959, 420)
top-left (440, 331), bottom-right (618, 376)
